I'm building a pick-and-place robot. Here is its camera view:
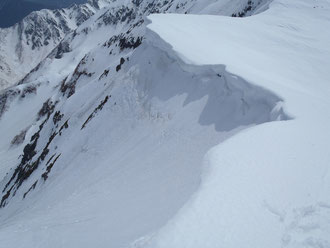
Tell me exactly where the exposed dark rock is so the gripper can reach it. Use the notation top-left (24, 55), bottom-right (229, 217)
top-left (60, 56), bottom-right (93, 98)
top-left (42, 154), bottom-right (61, 181)
top-left (232, 0), bottom-right (254, 17)
top-left (38, 99), bottom-right (57, 120)
top-left (116, 57), bottom-right (126, 72)
top-left (11, 129), bottom-right (28, 146)
top-left (53, 111), bottom-right (64, 126)
top-left (1, 112), bottom-right (69, 207)
top-left (132, 0), bottom-right (143, 7)
top-left (99, 69), bottom-right (110, 80)
top-left (0, 89), bottom-right (21, 120)
top-left (119, 36), bottom-right (142, 51)
top-left (81, 95), bottom-right (109, 130)
top-left (21, 85), bottom-right (37, 98)
top-left (0, 189), bottom-right (11, 207)
top-left (23, 180), bottom-right (38, 199)
top-left (17, 61), bottom-right (43, 85)
top-left (98, 6), bottom-right (136, 26)
top-left (46, 154), bottom-right (57, 166)
top-left (55, 41), bottom-right (71, 59)
top-left (59, 120), bottom-right (69, 136)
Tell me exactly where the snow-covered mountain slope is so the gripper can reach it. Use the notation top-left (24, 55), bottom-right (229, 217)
top-left (0, 0), bottom-right (269, 91)
top-left (0, 0), bottom-right (329, 247)
top-left (0, 0), bottom-right (110, 90)
top-left (0, 0), bottom-right (272, 204)
top-left (0, 43), bottom-right (285, 248)
top-left (3, 0), bottom-right (270, 115)
top-left (135, 1), bottom-right (330, 247)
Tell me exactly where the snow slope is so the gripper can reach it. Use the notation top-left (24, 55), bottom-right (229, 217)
top-left (0, 0), bottom-right (267, 91)
top-left (0, 48), bottom-right (284, 247)
top-left (0, 0), bottom-right (329, 247)
top-left (133, 1), bottom-right (330, 247)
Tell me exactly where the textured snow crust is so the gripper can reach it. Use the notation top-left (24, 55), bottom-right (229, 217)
top-left (0, 0), bottom-right (329, 247)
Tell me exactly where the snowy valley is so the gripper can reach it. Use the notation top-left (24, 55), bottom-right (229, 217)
top-left (0, 0), bottom-right (329, 247)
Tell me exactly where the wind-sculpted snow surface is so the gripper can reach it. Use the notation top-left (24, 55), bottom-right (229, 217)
top-left (0, 31), bottom-right (286, 247)
top-left (0, 0), bottom-right (328, 247)
top-left (131, 1), bottom-right (330, 248)
top-left (0, 0), bottom-right (279, 209)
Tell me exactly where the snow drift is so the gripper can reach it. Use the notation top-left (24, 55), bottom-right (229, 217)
top-left (0, 0), bottom-right (329, 247)
top-left (0, 24), bottom-right (288, 247)
top-left (132, 1), bottom-right (330, 247)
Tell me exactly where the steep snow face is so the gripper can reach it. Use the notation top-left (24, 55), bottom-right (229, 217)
top-left (0, 0), bottom-right (105, 90)
top-left (0, 0), bottom-right (275, 203)
top-left (131, 1), bottom-right (330, 248)
top-left (0, 0), bottom-right (286, 247)
top-left (0, 31), bottom-right (286, 248)
top-left (2, 0), bottom-right (327, 247)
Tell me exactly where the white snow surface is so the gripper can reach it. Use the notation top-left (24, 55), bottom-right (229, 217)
top-left (0, 0), bottom-right (329, 247)
top-left (136, 1), bottom-right (330, 247)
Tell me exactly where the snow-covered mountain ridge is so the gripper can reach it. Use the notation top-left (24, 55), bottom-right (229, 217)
top-left (0, 0), bottom-right (272, 208)
top-left (0, 0), bottom-right (329, 247)
top-left (0, 0), bottom-right (111, 90)
top-left (0, 0), bottom-right (270, 91)
top-left (139, 1), bottom-right (330, 247)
